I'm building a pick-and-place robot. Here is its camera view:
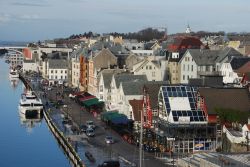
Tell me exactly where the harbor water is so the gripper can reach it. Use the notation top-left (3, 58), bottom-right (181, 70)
top-left (0, 59), bottom-right (71, 167)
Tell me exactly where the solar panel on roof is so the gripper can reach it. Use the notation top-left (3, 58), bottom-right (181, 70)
top-left (161, 85), bottom-right (207, 123)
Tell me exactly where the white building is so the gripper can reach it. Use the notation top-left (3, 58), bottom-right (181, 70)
top-left (132, 57), bottom-right (164, 81)
top-left (44, 59), bottom-right (68, 85)
top-left (220, 57), bottom-right (250, 84)
top-left (109, 74), bottom-right (147, 111)
top-left (22, 59), bottom-right (39, 73)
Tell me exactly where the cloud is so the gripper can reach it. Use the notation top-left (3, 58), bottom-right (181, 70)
top-left (0, 14), bottom-right (11, 24)
top-left (11, 2), bottom-right (49, 7)
top-left (0, 13), bottom-right (43, 24)
top-left (18, 14), bottom-right (41, 20)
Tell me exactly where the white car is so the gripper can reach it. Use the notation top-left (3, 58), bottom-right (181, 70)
top-left (86, 120), bottom-right (96, 129)
top-left (105, 136), bottom-right (114, 144)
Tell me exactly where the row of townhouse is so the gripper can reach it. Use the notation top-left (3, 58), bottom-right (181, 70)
top-left (166, 35), bottom-right (250, 85)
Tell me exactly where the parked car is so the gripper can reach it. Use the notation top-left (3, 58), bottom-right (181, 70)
top-left (98, 160), bottom-right (120, 167)
top-left (86, 128), bottom-right (95, 137)
top-left (105, 136), bottom-right (114, 144)
top-left (80, 124), bottom-right (88, 133)
top-left (86, 120), bottom-right (96, 129)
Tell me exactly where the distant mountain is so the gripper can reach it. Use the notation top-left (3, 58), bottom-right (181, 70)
top-left (0, 41), bottom-right (30, 47)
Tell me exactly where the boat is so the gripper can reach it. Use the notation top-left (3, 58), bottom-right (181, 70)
top-left (9, 69), bottom-right (19, 78)
top-left (19, 90), bottom-right (43, 116)
top-left (18, 109), bottom-right (43, 133)
top-left (85, 151), bottom-right (96, 162)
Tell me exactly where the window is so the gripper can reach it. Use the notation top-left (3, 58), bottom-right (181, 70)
top-left (183, 64), bottom-right (185, 70)
top-left (149, 66), bottom-right (152, 70)
top-left (61, 70), bottom-right (63, 73)
top-left (51, 70), bottom-right (53, 73)
top-left (183, 75), bottom-right (185, 80)
top-left (100, 85), bottom-right (103, 92)
top-left (65, 70), bottom-right (67, 74)
top-left (100, 95), bottom-right (103, 100)
top-left (61, 76), bottom-right (63, 79)
top-left (188, 65), bottom-right (189, 71)
top-left (152, 72), bottom-right (155, 77)
top-left (146, 66), bottom-right (148, 70)
top-left (191, 65), bottom-right (193, 71)
top-left (55, 76), bottom-right (57, 79)
top-left (55, 70), bottom-right (57, 73)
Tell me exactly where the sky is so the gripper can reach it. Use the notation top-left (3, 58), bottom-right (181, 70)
top-left (0, 0), bottom-right (249, 41)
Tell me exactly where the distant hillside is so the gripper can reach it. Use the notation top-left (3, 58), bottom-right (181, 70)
top-left (0, 41), bottom-right (30, 47)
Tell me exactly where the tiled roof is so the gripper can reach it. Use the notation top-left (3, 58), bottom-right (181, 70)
top-left (129, 99), bottom-right (143, 122)
top-left (199, 87), bottom-right (250, 115)
top-left (48, 59), bottom-right (68, 69)
top-left (167, 36), bottom-right (203, 52)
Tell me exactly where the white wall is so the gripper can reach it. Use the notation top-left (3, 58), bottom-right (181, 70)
top-left (133, 60), bottom-right (163, 81)
top-left (220, 63), bottom-right (239, 84)
top-left (71, 60), bottom-right (80, 88)
top-left (180, 52), bottom-right (197, 84)
top-left (23, 62), bottom-right (38, 72)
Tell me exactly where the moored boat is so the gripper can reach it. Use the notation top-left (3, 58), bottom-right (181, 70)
top-left (19, 90), bottom-right (43, 116)
top-left (9, 69), bottom-right (19, 78)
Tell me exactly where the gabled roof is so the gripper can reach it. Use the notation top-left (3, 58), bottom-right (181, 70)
top-left (233, 58), bottom-right (250, 72)
top-left (167, 36), bottom-right (203, 52)
top-left (186, 49), bottom-right (219, 66)
top-left (198, 87), bottom-right (250, 115)
top-left (134, 59), bottom-right (161, 72)
top-left (100, 69), bottom-right (125, 88)
top-left (121, 81), bottom-right (145, 95)
top-left (94, 48), bottom-right (116, 60)
top-left (129, 99), bottom-right (143, 122)
top-left (114, 74), bottom-right (147, 88)
top-left (48, 59), bottom-right (68, 69)
top-left (230, 57), bottom-right (250, 70)
top-left (215, 47), bottom-right (243, 63)
top-left (144, 81), bottom-right (169, 110)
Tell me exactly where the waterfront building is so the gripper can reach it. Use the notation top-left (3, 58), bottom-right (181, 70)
top-left (8, 50), bottom-right (23, 67)
top-left (44, 59), bottom-right (68, 85)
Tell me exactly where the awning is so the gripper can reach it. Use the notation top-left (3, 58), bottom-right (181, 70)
top-left (81, 98), bottom-right (104, 107)
top-left (111, 116), bottom-right (129, 124)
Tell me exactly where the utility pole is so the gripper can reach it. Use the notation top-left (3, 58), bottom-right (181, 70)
top-left (246, 131), bottom-right (249, 151)
top-left (139, 109), bottom-right (143, 167)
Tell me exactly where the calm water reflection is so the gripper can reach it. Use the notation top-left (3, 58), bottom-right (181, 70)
top-left (0, 59), bottom-right (71, 167)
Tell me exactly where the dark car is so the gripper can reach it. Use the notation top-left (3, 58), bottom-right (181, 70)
top-left (98, 160), bottom-right (120, 167)
top-left (80, 124), bottom-right (88, 133)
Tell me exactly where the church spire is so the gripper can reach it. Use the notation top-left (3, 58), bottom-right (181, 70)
top-left (185, 23), bottom-right (191, 33)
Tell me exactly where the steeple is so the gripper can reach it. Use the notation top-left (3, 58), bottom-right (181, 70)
top-left (186, 24), bottom-right (191, 34)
